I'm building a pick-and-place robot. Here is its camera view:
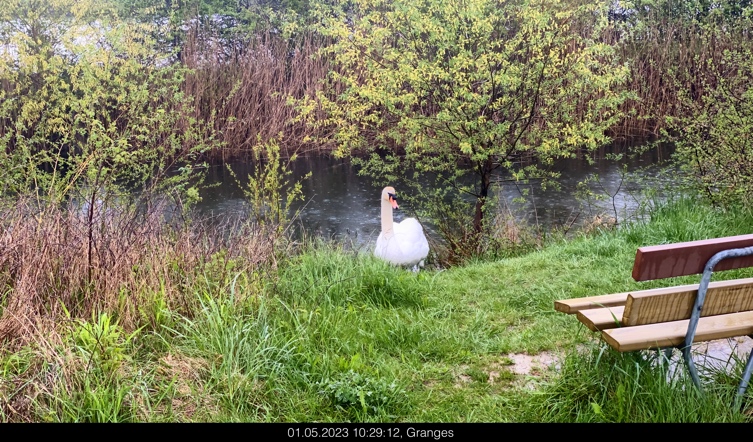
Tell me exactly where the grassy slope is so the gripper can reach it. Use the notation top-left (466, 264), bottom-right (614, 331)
top-left (3, 197), bottom-right (753, 422)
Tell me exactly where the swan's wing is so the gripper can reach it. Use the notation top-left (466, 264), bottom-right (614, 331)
top-left (393, 218), bottom-right (429, 264)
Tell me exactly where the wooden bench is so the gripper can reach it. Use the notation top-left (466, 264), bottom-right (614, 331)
top-left (555, 234), bottom-right (753, 403)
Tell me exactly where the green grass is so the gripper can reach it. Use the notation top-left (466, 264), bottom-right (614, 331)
top-left (3, 196), bottom-right (753, 421)
top-left (523, 343), bottom-right (749, 422)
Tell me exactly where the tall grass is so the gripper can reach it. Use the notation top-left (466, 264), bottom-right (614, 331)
top-left (624, 194), bottom-right (753, 246)
top-left (172, 289), bottom-right (297, 421)
top-left (275, 245), bottom-right (428, 309)
top-left (0, 197), bottom-right (280, 345)
top-left (604, 6), bottom-right (752, 141)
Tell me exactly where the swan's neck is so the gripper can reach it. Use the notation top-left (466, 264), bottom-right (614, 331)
top-left (381, 198), bottom-right (394, 238)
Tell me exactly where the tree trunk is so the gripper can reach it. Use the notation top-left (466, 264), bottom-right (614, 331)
top-left (472, 158), bottom-right (494, 250)
top-left (87, 187), bottom-right (96, 286)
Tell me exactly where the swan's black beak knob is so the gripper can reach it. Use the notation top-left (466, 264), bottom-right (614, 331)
top-left (388, 193), bottom-right (399, 209)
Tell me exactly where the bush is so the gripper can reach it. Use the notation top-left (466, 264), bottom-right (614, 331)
top-left (666, 27), bottom-right (753, 207)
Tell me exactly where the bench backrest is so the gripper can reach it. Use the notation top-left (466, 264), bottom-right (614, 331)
top-left (632, 234), bottom-right (753, 282)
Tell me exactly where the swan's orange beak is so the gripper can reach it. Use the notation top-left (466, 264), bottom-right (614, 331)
top-left (389, 193), bottom-right (399, 209)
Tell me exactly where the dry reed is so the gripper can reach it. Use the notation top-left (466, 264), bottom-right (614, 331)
top-left (0, 196), bottom-right (281, 347)
top-left (605, 17), bottom-right (747, 141)
top-left (181, 25), bottom-right (333, 160)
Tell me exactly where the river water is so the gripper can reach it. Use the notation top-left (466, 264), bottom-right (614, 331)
top-left (195, 145), bottom-right (674, 247)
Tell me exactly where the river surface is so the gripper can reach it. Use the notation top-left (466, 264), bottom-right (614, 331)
top-left (195, 145), bottom-right (674, 247)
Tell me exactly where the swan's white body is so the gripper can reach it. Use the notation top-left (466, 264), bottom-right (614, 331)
top-left (374, 186), bottom-right (429, 269)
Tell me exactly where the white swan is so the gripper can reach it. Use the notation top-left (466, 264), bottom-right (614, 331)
top-left (374, 186), bottom-right (429, 270)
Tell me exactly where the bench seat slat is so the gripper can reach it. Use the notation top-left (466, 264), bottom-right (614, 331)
top-left (554, 292), bottom-right (630, 314)
top-left (624, 277), bottom-right (753, 326)
top-left (603, 311), bottom-right (753, 352)
top-left (576, 306), bottom-right (625, 331)
top-left (554, 279), bottom-right (753, 316)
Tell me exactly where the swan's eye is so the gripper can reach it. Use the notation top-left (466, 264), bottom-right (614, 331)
top-left (388, 193), bottom-right (396, 200)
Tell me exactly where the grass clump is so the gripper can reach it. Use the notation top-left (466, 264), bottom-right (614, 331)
top-left (528, 343), bottom-right (748, 422)
top-left (624, 195), bottom-right (753, 247)
top-left (275, 245), bottom-right (428, 309)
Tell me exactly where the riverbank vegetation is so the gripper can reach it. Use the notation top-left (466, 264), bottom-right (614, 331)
top-left (2, 0), bottom-right (753, 422)
top-left (2, 197), bottom-right (753, 422)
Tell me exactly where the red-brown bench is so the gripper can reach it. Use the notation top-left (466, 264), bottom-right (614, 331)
top-left (555, 234), bottom-right (753, 405)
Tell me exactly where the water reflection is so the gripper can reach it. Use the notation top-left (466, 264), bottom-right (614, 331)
top-left (195, 146), bottom-right (674, 247)
top-left (499, 150), bottom-right (672, 230)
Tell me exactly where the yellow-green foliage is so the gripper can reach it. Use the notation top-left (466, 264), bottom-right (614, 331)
top-left (228, 137), bottom-right (310, 235)
top-left (70, 312), bottom-right (137, 375)
top-left (0, 0), bottom-right (212, 203)
top-left (299, 0), bottom-right (631, 245)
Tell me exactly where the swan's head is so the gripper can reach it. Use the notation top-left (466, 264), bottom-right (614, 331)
top-left (381, 186), bottom-right (399, 209)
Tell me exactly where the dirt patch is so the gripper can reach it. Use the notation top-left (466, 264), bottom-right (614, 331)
top-left (422, 379), bottom-right (440, 389)
top-left (488, 370), bottom-right (500, 383)
top-left (471, 337), bottom-right (753, 393)
top-left (504, 337), bottom-right (753, 377)
top-left (453, 364), bottom-right (473, 387)
top-left (501, 351), bottom-right (562, 390)
top-left (151, 352), bottom-right (218, 420)
top-left (693, 336), bottom-right (753, 368)
top-left (658, 336), bottom-right (753, 378)
top-left (485, 361), bottom-right (510, 385)
top-left (506, 351), bottom-right (559, 376)
top-left (502, 337), bottom-right (753, 383)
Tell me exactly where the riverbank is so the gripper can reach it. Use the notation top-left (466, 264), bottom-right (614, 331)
top-left (1, 196), bottom-right (753, 422)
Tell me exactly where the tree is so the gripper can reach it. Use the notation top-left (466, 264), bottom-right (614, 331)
top-left (0, 0), bottom-right (222, 341)
top-left (0, 0), bottom-right (215, 285)
top-left (301, 0), bottom-right (630, 257)
top-left (109, 0), bottom-right (315, 58)
top-left (0, 0), bottom-right (209, 201)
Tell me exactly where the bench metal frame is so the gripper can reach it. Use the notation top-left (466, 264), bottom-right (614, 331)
top-left (683, 245), bottom-right (753, 405)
